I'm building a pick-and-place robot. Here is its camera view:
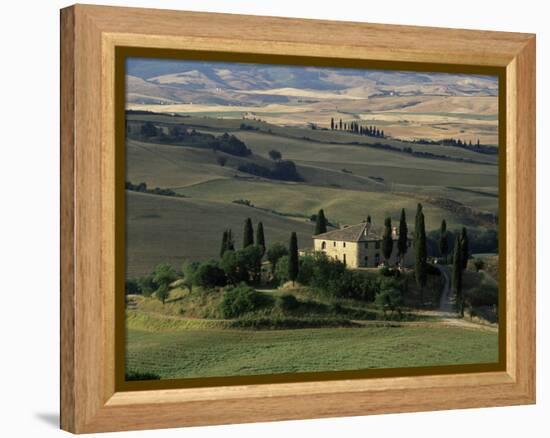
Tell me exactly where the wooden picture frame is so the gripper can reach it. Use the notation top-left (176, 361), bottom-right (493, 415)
top-left (60, 4), bottom-right (536, 433)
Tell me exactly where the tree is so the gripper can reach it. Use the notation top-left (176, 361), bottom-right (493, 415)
top-left (220, 230), bottom-right (229, 258)
top-left (414, 203), bottom-right (423, 244)
top-left (339, 119), bottom-right (343, 130)
top-left (381, 217), bottom-right (394, 264)
top-left (460, 227), bottom-right (469, 271)
top-left (220, 250), bottom-right (247, 285)
top-left (288, 232), bottom-right (299, 285)
top-left (375, 279), bottom-right (404, 319)
top-left (367, 215), bottom-right (372, 224)
top-left (216, 156), bottom-right (227, 167)
top-left (226, 229), bottom-right (235, 251)
top-left (439, 219), bottom-right (449, 263)
top-left (152, 263), bottom-right (178, 289)
top-left (266, 243), bottom-right (288, 274)
top-left (330, 117), bottom-right (334, 130)
top-left (156, 283), bottom-right (170, 305)
top-left (181, 260), bottom-right (199, 292)
top-left (414, 210), bottom-right (428, 301)
top-left (193, 260), bottom-right (227, 289)
top-left (243, 218), bottom-right (254, 248)
top-left (397, 208), bottom-right (408, 266)
top-left (268, 149), bottom-right (282, 161)
top-left (220, 246), bottom-right (263, 285)
top-left (256, 222), bottom-right (266, 256)
top-left (274, 255), bottom-right (290, 285)
top-left (452, 234), bottom-right (464, 316)
top-left (314, 209), bottom-right (328, 235)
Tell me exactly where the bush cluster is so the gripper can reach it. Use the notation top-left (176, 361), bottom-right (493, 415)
top-left (219, 284), bottom-right (271, 318)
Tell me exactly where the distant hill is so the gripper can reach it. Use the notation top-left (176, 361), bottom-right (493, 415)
top-left (126, 59), bottom-right (498, 105)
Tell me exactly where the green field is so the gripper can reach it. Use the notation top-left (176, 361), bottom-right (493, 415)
top-left (126, 323), bottom-right (499, 379)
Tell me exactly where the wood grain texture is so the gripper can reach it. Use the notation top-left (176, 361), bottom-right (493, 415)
top-left (60, 4), bottom-right (536, 433)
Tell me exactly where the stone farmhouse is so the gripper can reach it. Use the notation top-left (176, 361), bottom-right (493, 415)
top-left (312, 222), bottom-right (414, 269)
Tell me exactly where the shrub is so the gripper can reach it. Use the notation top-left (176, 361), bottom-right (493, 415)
top-left (193, 260), bottom-right (227, 289)
top-left (297, 255), bottom-right (316, 285)
top-left (125, 278), bottom-right (140, 295)
top-left (219, 284), bottom-right (269, 318)
top-left (137, 274), bottom-right (155, 297)
top-left (274, 255), bottom-right (290, 285)
top-left (465, 275), bottom-right (498, 307)
top-left (125, 370), bottom-right (161, 381)
top-left (375, 280), bottom-right (404, 318)
top-left (277, 294), bottom-right (299, 311)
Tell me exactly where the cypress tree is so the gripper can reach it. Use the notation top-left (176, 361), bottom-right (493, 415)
top-left (382, 217), bottom-right (393, 264)
top-left (243, 218), bottom-right (254, 248)
top-left (226, 229), bottom-right (235, 251)
top-left (460, 227), bottom-right (469, 270)
top-left (414, 203), bottom-right (423, 241)
top-left (367, 215), bottom-right (372, 224)
top-left (397, 208), bottom-right (408, 265)
top-left (339, 119), bottom-right (343, 130)
top-left (256, 221), bottom-right (266, 256)
top-left (315, 209), bottom-right (328, 235)
top-left (330, 117), bottom-right (334, 130)
top-left (439, 220), bottom-right (449, 263)
top-left (288, 232), bottom-right (299, 285)
top-left (220, 230), bottom-right (229, 258)
top-left (452, 234), bottom-right (464, 316)
top-left (415, 210), bottom-right (427, 302)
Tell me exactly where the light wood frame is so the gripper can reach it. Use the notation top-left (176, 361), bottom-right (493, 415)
top-left (60, 4), bottom-right (536, 434)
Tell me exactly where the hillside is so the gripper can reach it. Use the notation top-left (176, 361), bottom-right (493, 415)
top-left (125, 112), bottom-right (499, 276)
top-left (126, 191), bottom-right (315, 277)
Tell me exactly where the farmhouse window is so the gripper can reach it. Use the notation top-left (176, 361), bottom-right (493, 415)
top-left (375, 241), bottom-right (380, 249)
top-left (321, 241), bottom-right (326, 250)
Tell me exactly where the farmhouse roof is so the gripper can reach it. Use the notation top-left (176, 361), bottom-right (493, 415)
top-left (313, 222), bottom-right (384, 242)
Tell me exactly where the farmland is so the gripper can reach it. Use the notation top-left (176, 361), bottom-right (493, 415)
top-left (126, 112), bottom-right (498, 277)
top-left (124, 60), bottom-right (500, 381)
top-left (127, 322), bottom-right (498, 379)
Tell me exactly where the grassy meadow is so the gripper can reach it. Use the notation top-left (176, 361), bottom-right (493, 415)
top-left (127, 323), bottom-right (498, 379)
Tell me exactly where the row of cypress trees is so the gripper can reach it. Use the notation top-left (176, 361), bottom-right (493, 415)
top-left (220, 218), bottom-right (266, 257)
top-left (219, 218), bottom-right (300, 285)
top-left (330, 118), bottom-right (385, 138)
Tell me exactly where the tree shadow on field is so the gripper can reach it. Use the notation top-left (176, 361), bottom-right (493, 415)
top-left (35, 412), bottom-right (59, 428)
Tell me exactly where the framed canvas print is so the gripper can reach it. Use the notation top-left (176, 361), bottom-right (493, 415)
top-left (60, 4), bottom-right (536, 434)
